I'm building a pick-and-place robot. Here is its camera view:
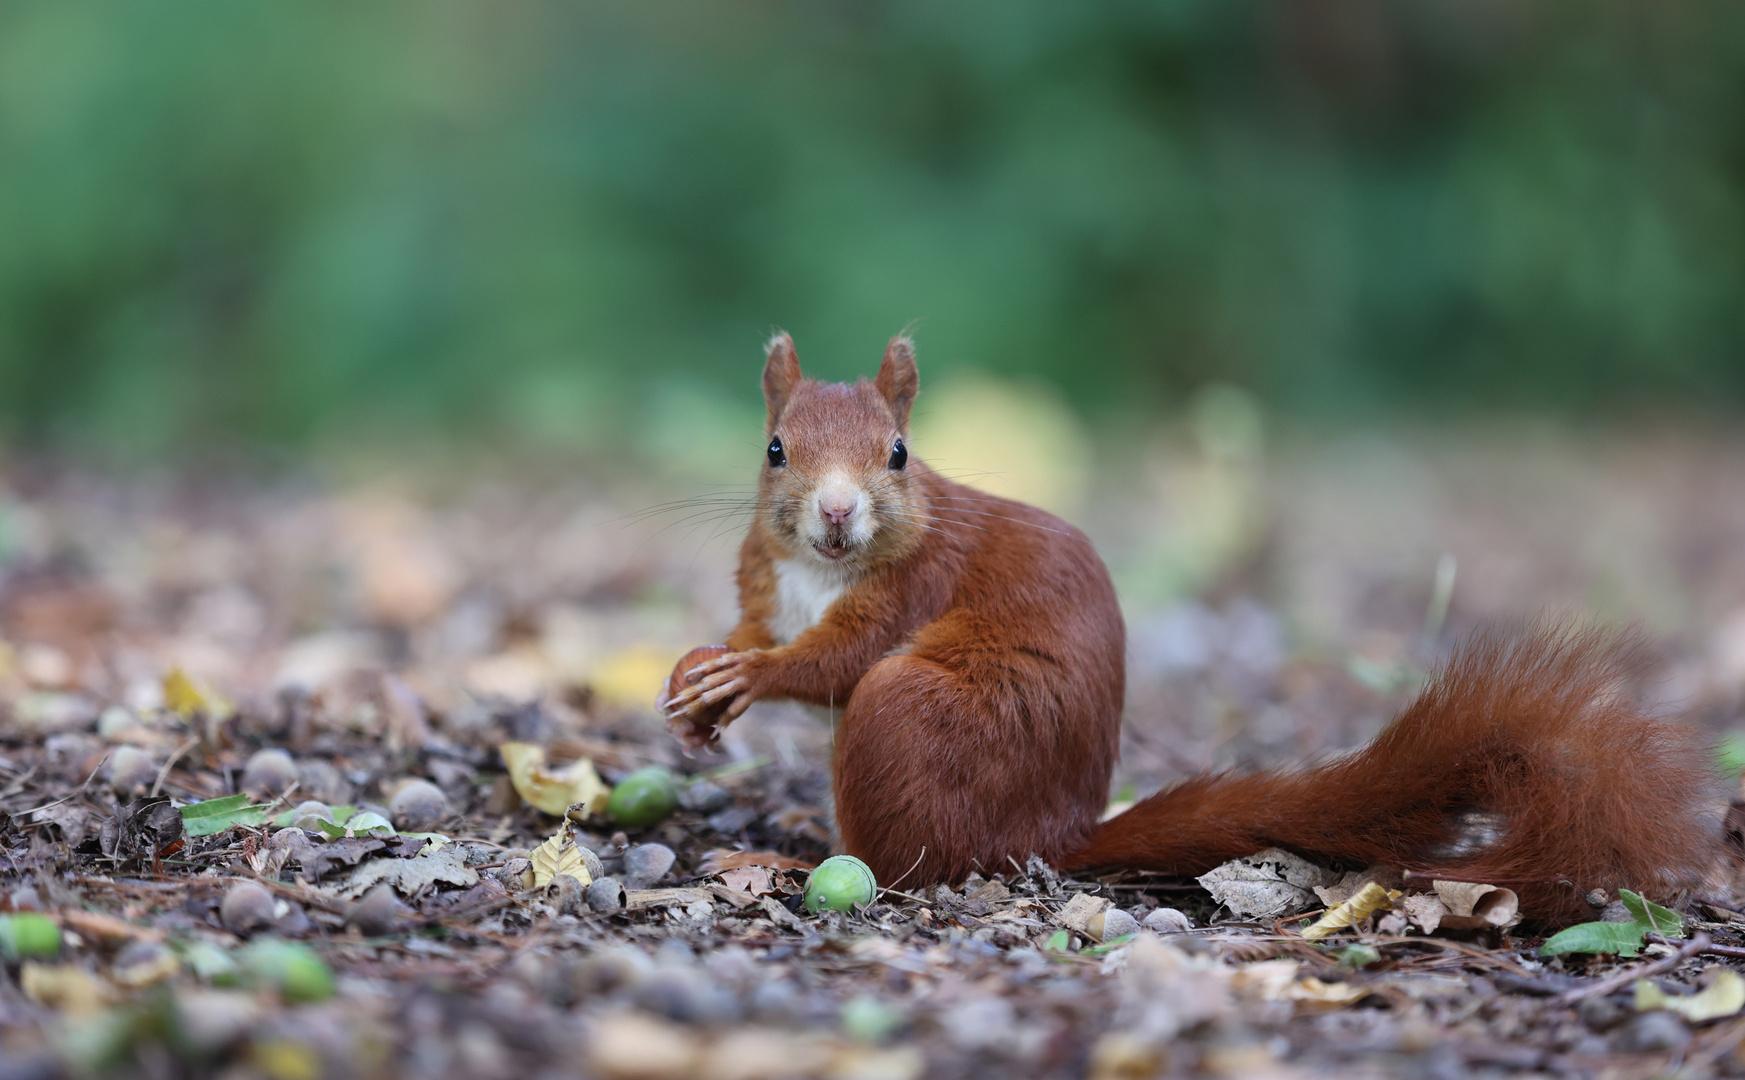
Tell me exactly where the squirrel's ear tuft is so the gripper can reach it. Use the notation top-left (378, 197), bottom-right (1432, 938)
top-left (877, 335), bottom-right (919, 431)
top-left (763, 332), bottom-right (803, 428)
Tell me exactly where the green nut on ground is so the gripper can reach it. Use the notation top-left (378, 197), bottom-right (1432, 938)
top-left (241, 939), bottom-right (333, 1002)
top-left (0, 913), bottom-right (61, 959)
top-left (607, 766), bottom-right (680, 828)
top-left (804, 855), bottom-right (877, 913)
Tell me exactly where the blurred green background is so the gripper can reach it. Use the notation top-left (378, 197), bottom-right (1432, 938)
top-left (2, 1), bottom-right (1743, 459)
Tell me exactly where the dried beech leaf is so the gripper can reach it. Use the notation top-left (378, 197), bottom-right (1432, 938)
top-left (1198, 849), bottom-right (1336, 920)
top-left (335, 848), bottom-right (477, 899)
top-left (528, 829), bottom-right (594, 889)
top-left (1636, 968), bottom-right (1745, 1021)
top-left (1054, 893), bottom-right (1110, 934)
top-left (1401, 893), bottom-right (1449, 935)
top-left (1302, 882), bottom-right (1398, 940)
top-left (500, 742), bottom-right (609, 818)
top-left (1432, 880), bottom-right (1520, 929)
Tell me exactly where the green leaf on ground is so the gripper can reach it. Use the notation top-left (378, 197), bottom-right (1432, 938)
top-left (1619, 889), bottom-right (1685, 937)
top-left (180, 794), bottom-right (270, 837)
top-left (1540, 921), bottom-right (1649, 958)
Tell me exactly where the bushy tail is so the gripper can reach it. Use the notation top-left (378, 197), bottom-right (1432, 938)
top-left (1069, 625), bottom-right (1723, 919)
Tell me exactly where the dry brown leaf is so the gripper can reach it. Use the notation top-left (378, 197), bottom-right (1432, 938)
top-left (1302, 881), bottom-right (1398, 940)
top-left (718, 865), bottom-right (776, 897)
top-left (1432, 880), bottom-right (1520, 929)
top-left (1055, 893), bottom-right (1110, 935)
top-left (701, 849), bottom-right (817, 873)
top-left (335, 848), bottom-right (478, 899)
top-left (528, 828), bottom-right (595, 889)
top-left (1401, 893), bottom-right (1450, 935)
top-left (500, 741), bottom-right (610, 818)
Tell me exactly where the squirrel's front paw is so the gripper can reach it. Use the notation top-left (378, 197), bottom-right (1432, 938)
top-left (661, 646), bottom-right (768, 746)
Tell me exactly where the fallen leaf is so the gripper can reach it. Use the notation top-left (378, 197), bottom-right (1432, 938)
top-left (334, 848), bottom-right (478, 899)
top-left (528, 829), bottom-right (595, 889)
top-left (718, 865), bottom-right (775, 897)
top-left (500, 742), bottom-right (610, 818)
top-left (1540, 920), bottom-right (1651, 958)
top-left (1432, 881), bottom-right (1519, 929)
top-left (1620, 888), bottom-right (1685, 937)
top-left (701, 849), bottom-right (818, 873)
top-left (314, 811), bottom-right (395, 840)
top-left (21, 963), bottom-right (109, 1015)
top-left (1636, 968), bottom-right (1745, 1021)
top-left (587, 646), bottom-right (674, 710)
top-left (1400, 893), bottom-right (1450, 935)
top-left (1054, 893), bottom-right (1110, 935)
top-left (162, 667), bottom-right (230, 720)
top-left (1197, 848), bottom-right (1335, 919)
top-left (180, 794), bottom-right (270, 837)
top-left (1302, 881), bottom-right (1398, 940)
top-left (1289, 976), bottom-right (1373, 1011)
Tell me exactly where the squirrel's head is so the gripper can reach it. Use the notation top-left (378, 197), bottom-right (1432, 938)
top-left (756, 332), bottom-right (926, 568)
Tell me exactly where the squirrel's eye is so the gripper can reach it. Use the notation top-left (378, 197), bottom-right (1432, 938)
top-left (766, 437), bottom-right (786, 469)
top-left (888, 439), bottom-right (907, 471)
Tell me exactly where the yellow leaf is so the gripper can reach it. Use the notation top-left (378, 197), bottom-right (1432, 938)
top-left (1636, 968), bottom-right (1745, 1022)
top-left (1302, 882), bottom-right (1399, 941)
top-left (528, 829), bottom-right (594, 889)
top-left (162, 667), bottom-right (231, 720)
top-left (21, 963), bottom-right (109, 1016)
top-left (499, 742), bottom-right (609, 818)
top-left (1289, 976), bottom-right (1372, 1011)
top-left (587, 645), bottom-right (674, 709)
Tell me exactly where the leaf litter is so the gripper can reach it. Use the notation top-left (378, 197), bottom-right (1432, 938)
top-left (1, 468), bottom-right (1745, 1078)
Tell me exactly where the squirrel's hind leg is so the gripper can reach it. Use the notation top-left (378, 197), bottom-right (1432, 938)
top-left (832, 653), bottom-right (1105, 888)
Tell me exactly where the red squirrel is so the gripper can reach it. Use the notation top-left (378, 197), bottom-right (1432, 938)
top-left (661, 332), bottom-right (1720, 919)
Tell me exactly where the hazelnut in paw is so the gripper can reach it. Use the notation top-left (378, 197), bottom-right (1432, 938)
top-left (660, 645), bottom-right (733, 750)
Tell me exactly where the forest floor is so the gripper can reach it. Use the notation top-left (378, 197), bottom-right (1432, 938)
top-left (3, 426), bottom-right (1745, 1079)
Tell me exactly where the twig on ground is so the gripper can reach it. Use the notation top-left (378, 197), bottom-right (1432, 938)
top-left (150, 738), bottom-right (201, 799)
top-left (1554, 933), bottom-right (1711, 1006)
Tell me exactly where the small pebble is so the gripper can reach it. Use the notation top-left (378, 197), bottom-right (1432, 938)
top-left (387, 779), bottom-right (449, 830)
top-left (292, 758), bottom-right (352, 804)
top-left (677, 781), bottom-right (730, 814)
top-left (107, 744), bottom-right (159, 793)
top-left (1612, 1009), bottom-right (1690, 1054)
top-left (349, 884), bottom-right (406, 936)
top-left (289, 800), bottom-right (334, 832)
top-left (97, 706), bottom-right (142, 742)
top-left (1141, 907), bottom-right (1193, 934)
top-left (241, 749), bottom-right (299, 796)
top-left (220, 882), bottom-right (278, 936)
top-left (586, 877), bottom-right (627, 912)
top-left (622, 843), bottom-right (676, 888)
top-left (1578, 994), bottom-right (1633, 1033)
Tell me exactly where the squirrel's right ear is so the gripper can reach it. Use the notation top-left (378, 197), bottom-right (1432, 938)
top-left (763, 332), bottom-right (803, 428)
top-left (877, 335), bottom-right (919, 431)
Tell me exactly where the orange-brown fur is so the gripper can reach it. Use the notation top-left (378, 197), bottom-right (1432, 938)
top-left (664, 334), bottom-right (1721, 919)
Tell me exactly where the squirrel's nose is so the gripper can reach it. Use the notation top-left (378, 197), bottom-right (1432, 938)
top-left (819, 496), bottom-right (859, 526)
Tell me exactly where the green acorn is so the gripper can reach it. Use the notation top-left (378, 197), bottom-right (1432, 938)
top-left (0, 913), bottom-right (61, 959)
top-left (607, 766), bottom-right (680, 828)
top-left (241, 939), bottom-right (333, 1002)
top-left (804, 855), bottom-right (877, 913)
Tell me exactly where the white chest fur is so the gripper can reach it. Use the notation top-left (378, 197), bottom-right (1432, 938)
top-left (770, 558), bottom-right (851, 644)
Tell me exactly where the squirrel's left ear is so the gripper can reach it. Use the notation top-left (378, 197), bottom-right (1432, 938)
top-left (877, 335), bottom-right (919, 431)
